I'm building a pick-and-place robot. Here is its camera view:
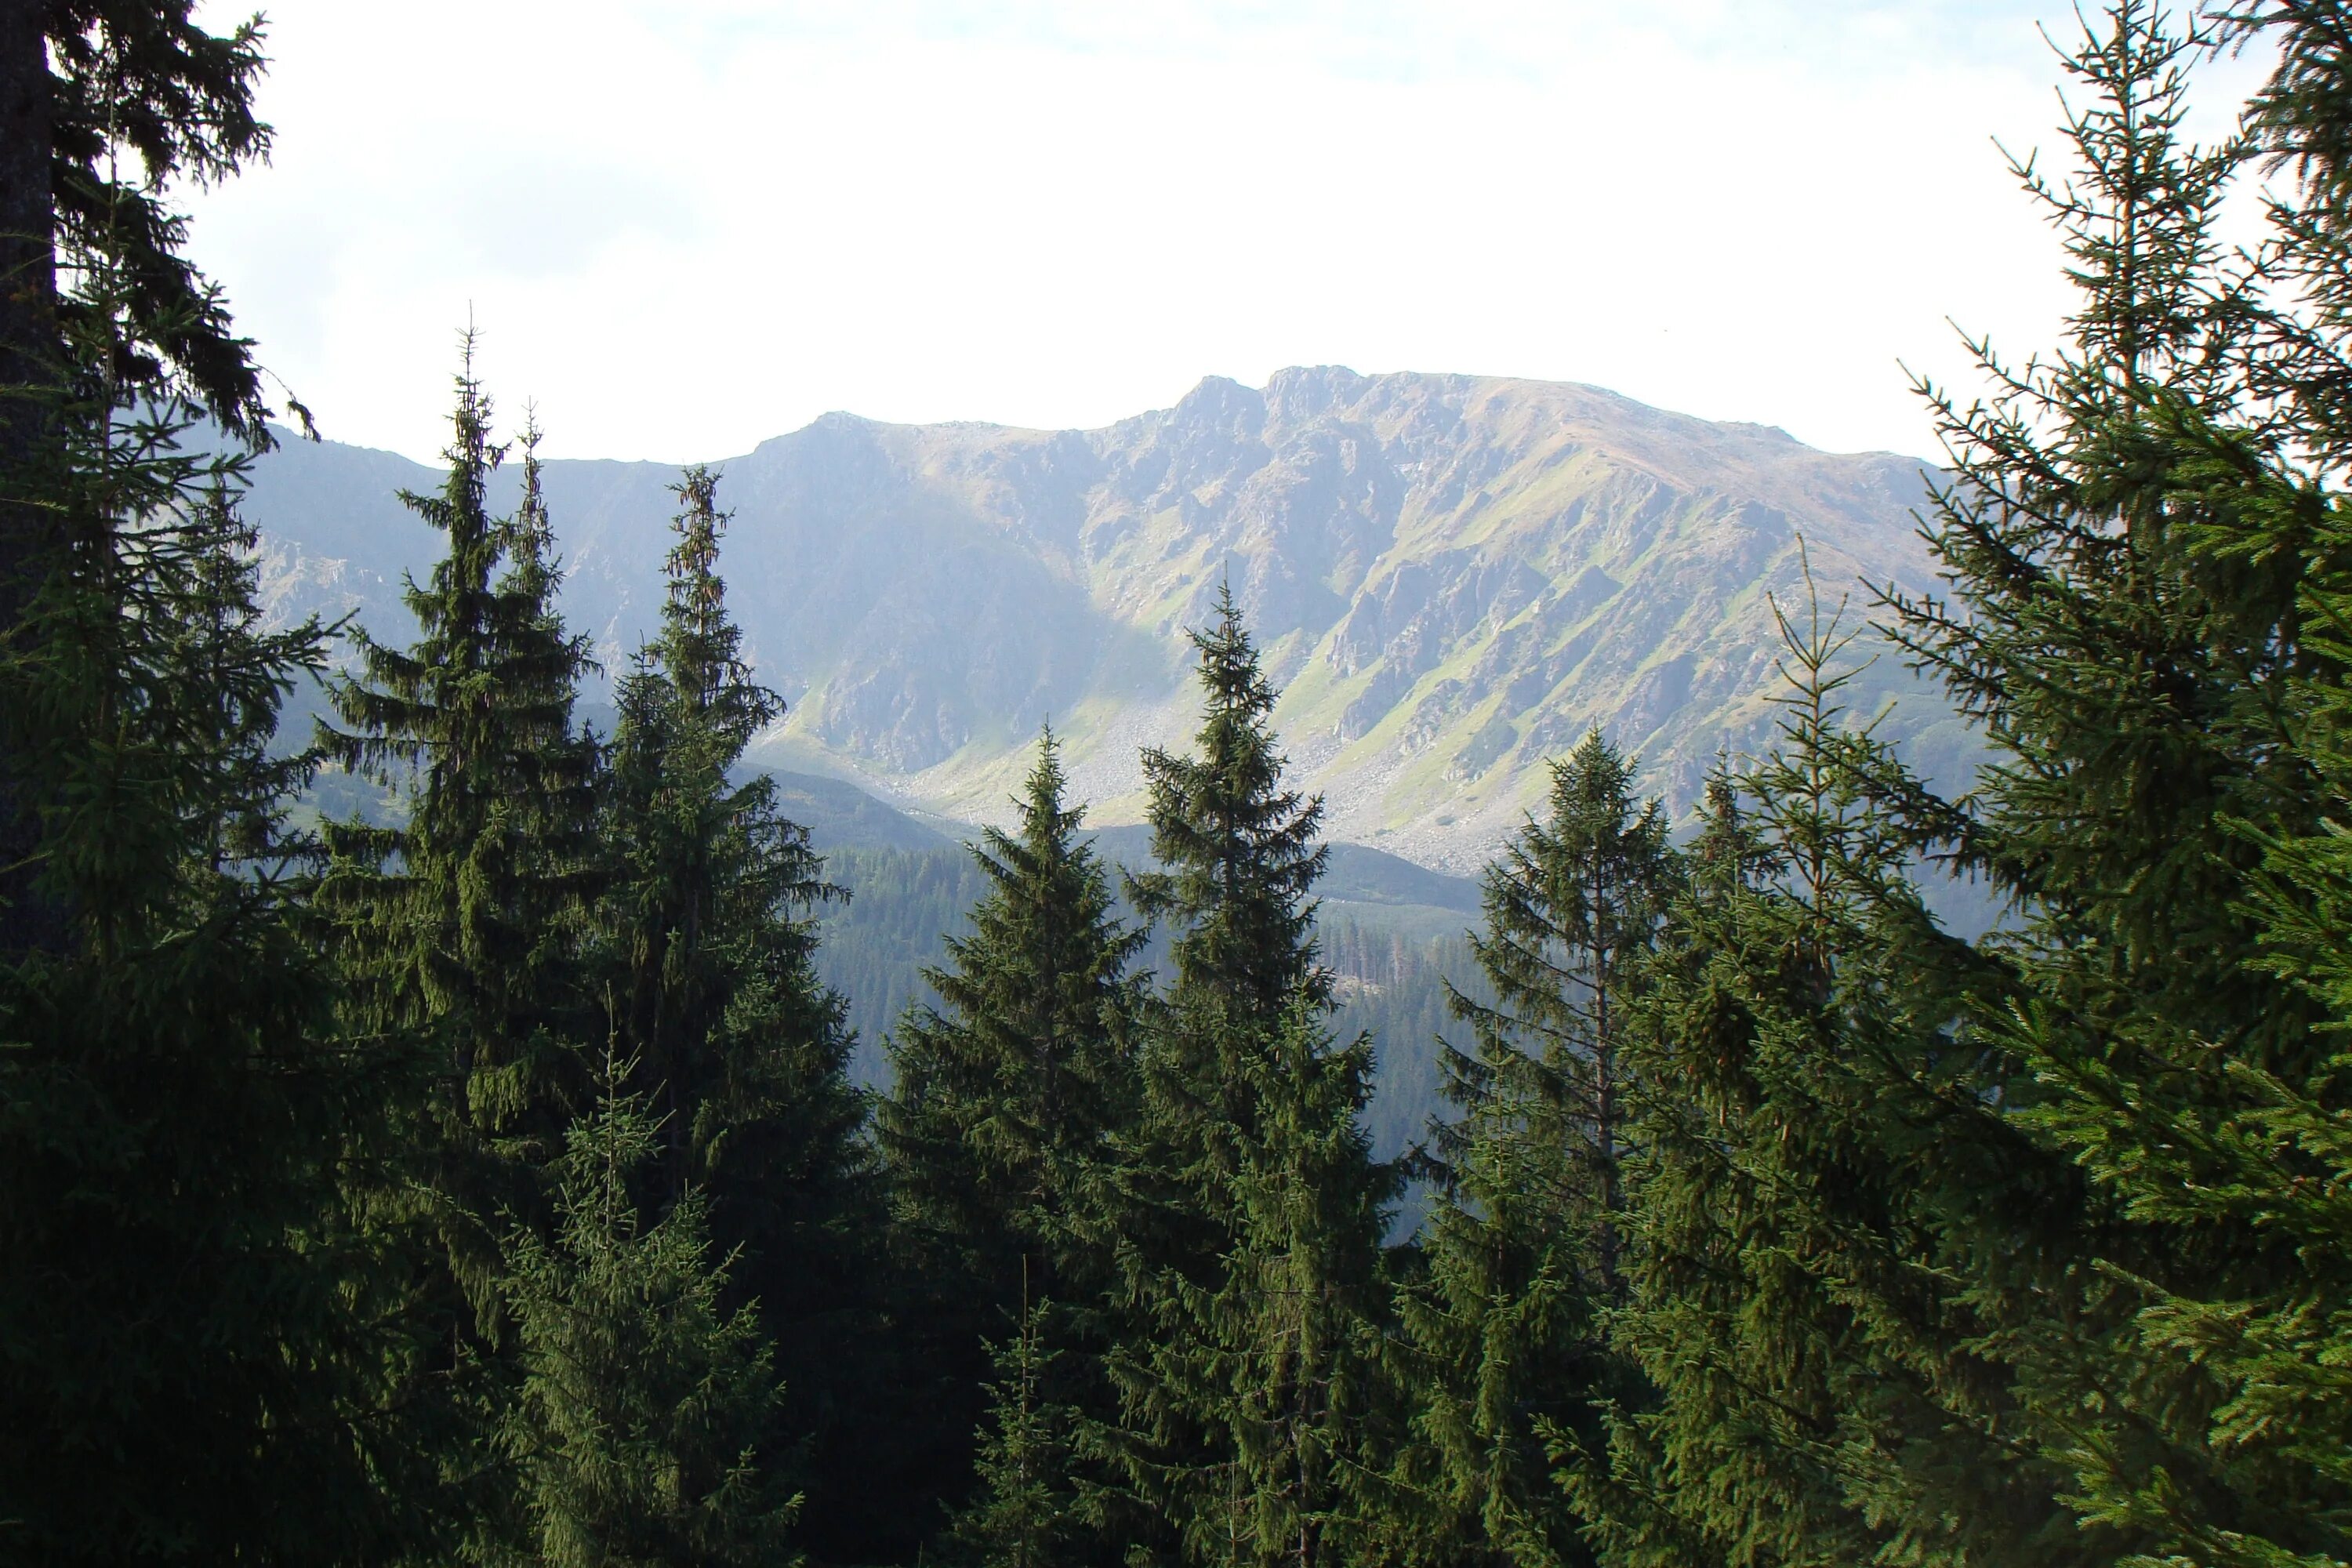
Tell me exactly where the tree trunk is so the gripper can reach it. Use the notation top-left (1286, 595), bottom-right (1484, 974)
top-left (0, 6), bottom-right (61, 957)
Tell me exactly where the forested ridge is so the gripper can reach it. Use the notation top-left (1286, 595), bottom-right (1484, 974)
top-left (5, 5), bottom-right (2352, 1568)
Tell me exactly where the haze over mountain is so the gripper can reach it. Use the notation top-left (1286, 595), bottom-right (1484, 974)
top-left (248, 365), bottom-right (1968, 871)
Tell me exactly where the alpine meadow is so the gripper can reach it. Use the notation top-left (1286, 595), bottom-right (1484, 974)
top-left (6, 5), bottom-right (2352, 1568)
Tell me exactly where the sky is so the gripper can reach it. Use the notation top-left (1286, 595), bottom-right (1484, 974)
top-left (183, 1), bottom-right (2274, 465)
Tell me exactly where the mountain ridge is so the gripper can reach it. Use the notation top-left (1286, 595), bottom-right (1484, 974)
top-left (245, 365), bottom-right (1969, 873)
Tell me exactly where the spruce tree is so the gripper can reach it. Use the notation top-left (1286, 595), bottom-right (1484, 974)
top-left (597, 465), bottom-right (880, 1563)
top-left (882, 726), bottom-right (1143, 1299)
top-left (1195, 1000), bottom-right (1392, 1568)
top-left (0, 113), bottom-right (423, 1565)
top-left (2026, 9), bottom-right (2352, 1560)
top-left (498, 1056), bottom-right (797, 1568)
top-left (1566, 574), bottom-right (2071, 1568)
top-left (954, 1279), bottom-right (1086, 1568)
top-left (2, 3), bottom-right (292, 949)
top-left (1833, 3), bottom-right (2352, 1560)
top-left (312, 360), bottom-right (604, 1565)
top-left (602, 465), bottom-right (856, 1220)
top-left (318, 358), bottom-right (601, 1279)
top-left (879, 726), bottom-right (1146, 1554)
top-left (1098, 585), bottom-right (1397, 1568)
top-left (1383, 731), bottom-right (1674, 1568)
top-left (1556, 9), bottom-right (2352, 1565)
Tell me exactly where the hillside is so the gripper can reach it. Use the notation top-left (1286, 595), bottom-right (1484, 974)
top-left (243, 366), bottom-right (1965, 872)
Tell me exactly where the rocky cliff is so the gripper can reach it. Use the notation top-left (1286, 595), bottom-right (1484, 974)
top-left (244, 366), bottom-right (1968, 871)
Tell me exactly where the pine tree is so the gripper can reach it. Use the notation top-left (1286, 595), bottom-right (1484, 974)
top-left (1098, 585), bottom-right (1397, 1568)
top-left (597, 465), bottom-right (885, 1564)
top-left (317, 359), bottom-right (601, 1287)
top-left (1, 3), bottom-right (292, 951)
top-left (1843, 4), bottom-right (2352, 1561)
top-left (954, 1276), bottom-right (1085, 1568)
top-left (0, 96), bottom-right (424, 1564)
top-left (1384, 731), bottom-right (1675, 1568)
top-left (1564, 573), bottom-right (2075, 1568)
top-left (498, 1055), bottom-right (797, 1568)
top-left (879, 726), bottom-right (1147, 1553)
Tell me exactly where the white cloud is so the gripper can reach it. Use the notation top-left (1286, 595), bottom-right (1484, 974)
top-left (183, 1), bottom-right (2272, 464)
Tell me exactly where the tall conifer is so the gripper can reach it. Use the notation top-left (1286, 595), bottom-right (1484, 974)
top-left (1384, 731), bottom-right (1674, 1568)
top-left (1546, 9), bottom-right (2352, 1564)
top-left (1832, 3), bottom-right (2352, 1560)
top-left (313, 357), bottom-right (603, 1564)
top-left (318, 359), bottom-right (601, 1247)
top-left (602, 466), bottom-right (856, 1221)
top-left (880, 727), bottom-right (1146, 1555)
top-left (1098, 586), bottom-right (1396, 1568)
top-left (1, 4), bottom-right (290, 949)
top-left (1567, 581), bottom-right (2063, 1568)
top-left (883, 728), bottom-right (1142, 1298)
top-left (0, 71), bottom-right (422, 1563)
top-left (598, 466), bottom-right (880, 1562)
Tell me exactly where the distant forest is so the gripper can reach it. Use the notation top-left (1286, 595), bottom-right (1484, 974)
top-left (5, 5), bottom-right (2352, 1568)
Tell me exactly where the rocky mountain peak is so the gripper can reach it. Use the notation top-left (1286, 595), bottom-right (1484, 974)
top-left (240, 369), bottom-right (1964, 872)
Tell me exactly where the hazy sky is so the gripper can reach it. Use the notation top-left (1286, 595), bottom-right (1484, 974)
top-left (183, 1), bottom-right (2270, 464)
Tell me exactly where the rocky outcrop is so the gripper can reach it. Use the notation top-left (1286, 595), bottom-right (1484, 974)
top-left (241, 368), bottom-right (1956, 872)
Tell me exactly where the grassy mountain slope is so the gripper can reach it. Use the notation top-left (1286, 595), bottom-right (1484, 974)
top-left (243, 366), bottom-right (1962, 873)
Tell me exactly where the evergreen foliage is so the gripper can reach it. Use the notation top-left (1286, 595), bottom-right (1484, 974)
top-left (880, 728), bottom-right (1148, 1558)
top-left (1573, 581), bottom-right (2063, 1568)
top-left (316, 361), bottom-right (601, 1268)
top-left (0, 116), bottom-right (419, 1566)
top-left (882, 727), bottom-right (1144, 1308)
top-left (2, 1), bottom-right (289, 953)
top-left (1098, 586), bottom-right (1397, 1568)
top-left (39, 2), bottom-right (282, 436)
top-left (1129, 584), bottom-right (1330, 1028)
top-left (1383, 731), bottom-right (1674, 1568)
top-left (817, 843), bottom-right (993, 1073)
top-left (601, 463), bottom-right (859, 1235)
top-left (24, 4), bottom-right (2352, 1564)
top-left (955, 1280), bottom-right (1087, 1568)
top-left (1323, 916), bottom-right (1482, 1174)
top-left (312, 363), bottom-right (604, 1562)
top-left (1832, 4), bottom-right (2352, 1563)
top-left (597, 465), bottom-right (875, 1562)
top-left (498, 1058), bottom-right (797, 1568)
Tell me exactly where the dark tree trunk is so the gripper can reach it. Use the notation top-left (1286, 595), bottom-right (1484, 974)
top-left (0, 5), bottom-right (60, 956)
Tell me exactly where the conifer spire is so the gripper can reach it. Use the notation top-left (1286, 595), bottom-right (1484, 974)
top-left (1133, 579), bottom-right (1330, 1025)
top-left (880, 724), bottom-right (1145, 1562)
top-left (884, 724), bottom-right (1143, 1283)
top-left (317, 338), bottom-right (599, 1165)
top-left (1097, 589), bottom-right (1393, 1568)
top-left (597, 462), bottom-right (879, 1563)
top-left (1383, 730), bottom-right (1674, 1568)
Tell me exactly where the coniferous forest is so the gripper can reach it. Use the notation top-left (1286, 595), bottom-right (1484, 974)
top-left (6, 4), bottom-right (2352, 1568)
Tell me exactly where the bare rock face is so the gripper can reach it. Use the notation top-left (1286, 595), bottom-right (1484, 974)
top-left (241, 368), bottom-right (1962, 871)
